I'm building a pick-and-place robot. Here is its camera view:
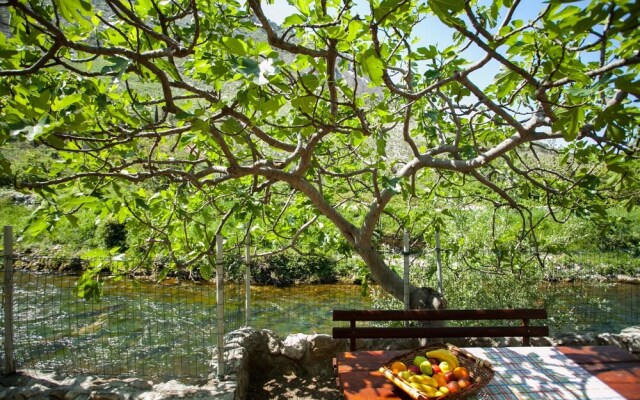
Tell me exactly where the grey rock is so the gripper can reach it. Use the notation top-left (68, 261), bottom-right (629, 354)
top-left (281, 334), bottom-right (308, 360)
top-left (556, 332), bottom-right (596, 346)
top-left (88, 392), bottom-right (121, 400)
top-left (5, 392), bottom-right (26, 400)
top-left (262, 330), bottom-right (283, 356)
top-left (123, 379), bottom-right (152, 391)
top-left (620, 326), bottom-right (640, 354)
top-left (64, 389), bottom-right (90, 400)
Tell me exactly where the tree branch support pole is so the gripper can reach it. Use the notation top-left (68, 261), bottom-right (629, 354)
top-left (403, 230), bottom-right (410, 315)
top-left (3, 226), bottom-right (16, 375)
top-left (244, 236), bottom-right (251, 327)
top-left (215, 234), bottom-right (225, 378)
top-left (435, 226), bottom-right (443, 296)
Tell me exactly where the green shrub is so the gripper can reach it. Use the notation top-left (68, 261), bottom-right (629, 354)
top-left (96, 220), bottom-right (128, 251)
top-left (223, 252), bottom-right (339, 286)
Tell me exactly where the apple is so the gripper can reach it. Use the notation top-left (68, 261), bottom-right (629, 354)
top-left (408, 365), bottom-right (421, 375)
top-left (419, 360), bottom-right (433, 375)
top-left (398, 370), bottom-right (412, 381)
top-left (458, 378), bottom-right (472, 390)
top-left (428, 358), bottom-right (439, 365)
top-left (446, 381), bottom-right (461, 394)
top-left (431, 364), bottom-right (442, 374)
top-left (444, 371), bottom-right (454, 383)
top-left (413, 355), bottom-right (428, 367)
top-left (439, 361), bottom-right (451, 373)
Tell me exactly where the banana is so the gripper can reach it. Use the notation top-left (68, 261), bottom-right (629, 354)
top-left (426, 348), bottom-right (460, 370)
top-left (408, 374), bottom-right (438, 387)
top-left (409, 382), bottom-right (439, 395)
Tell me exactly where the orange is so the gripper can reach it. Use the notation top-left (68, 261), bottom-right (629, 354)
top-left (391, 361), bottom-right (407, 374)
top-left (452, 366), bottom-right (470, 380)
top-left (433, 373), bottom-right (447, 387)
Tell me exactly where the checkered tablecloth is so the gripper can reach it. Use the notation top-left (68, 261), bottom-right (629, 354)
top-left (463, 347), bottom-right (625, 400)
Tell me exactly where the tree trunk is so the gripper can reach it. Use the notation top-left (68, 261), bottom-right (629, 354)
top-left (356, 245), bottom-right (446, 311)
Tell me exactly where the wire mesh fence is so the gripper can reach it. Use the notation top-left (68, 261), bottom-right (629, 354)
top-left (1, 254), bottom-right (638, 380)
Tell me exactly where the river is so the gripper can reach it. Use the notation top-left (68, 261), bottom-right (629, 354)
top-left (0, 271), bottom-right (637, 379)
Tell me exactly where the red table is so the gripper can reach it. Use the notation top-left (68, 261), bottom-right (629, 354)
top-left (335, 346), bottom-right (640, 399)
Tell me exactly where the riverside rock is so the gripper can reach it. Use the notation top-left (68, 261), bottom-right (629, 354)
top-left (620, 326), bottom-right (640, 353)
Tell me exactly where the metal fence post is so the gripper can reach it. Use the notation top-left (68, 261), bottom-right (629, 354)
top-left (435, 226), bottom-right (443, 296)
top-left (215, 234), bottom-right (225, 378)
top-left (403, 230), bottom-right (410, 314)
top-left (3, 226), bottom-right (16, 375)
top-left (244, 236), bottom-right (251, 327)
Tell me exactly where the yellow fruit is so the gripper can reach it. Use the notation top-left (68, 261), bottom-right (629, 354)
top-left (408, 374), bottom-right (438, 387)
top-left (426, 348), bottom-right (460, 370)
top-left (390, 361), bottom-right (407, 374)
top-left (409, 382), bottom-right (439, 395)
top-left (398, 370), bottom-right (412, 381)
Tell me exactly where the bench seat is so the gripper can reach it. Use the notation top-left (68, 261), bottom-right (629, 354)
top-left (332, 308), bottom-right (549, 351)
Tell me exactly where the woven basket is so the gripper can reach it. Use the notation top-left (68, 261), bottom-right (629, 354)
top-left (379, 343), bottom-right (494, 400)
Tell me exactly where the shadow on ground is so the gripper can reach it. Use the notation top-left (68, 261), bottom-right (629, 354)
top-left (247, 370), bottom-right (343, 400)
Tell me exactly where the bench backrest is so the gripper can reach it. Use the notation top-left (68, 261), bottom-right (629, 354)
top-left (333, 308), bottom-right (548, 351)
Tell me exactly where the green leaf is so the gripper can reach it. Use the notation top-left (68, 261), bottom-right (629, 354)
top-left (223, 37), bottom-right (248, 57)
top-left (614, 75), bottom-right (640, 97)
top-left (100, 57), bottom-right (130, 77)
top-left (291, 95), bottom-right (316, 114)
top-left (553, 107), bottom-right (584, 141)
top-left (237, 58), bottom-right (260, 76)
top-left (429, 0), bottom-right (464, 13)
top-left (191, 118), bottom-right (210, 135)
top-left (293, 0), bottom-right (310, 15)
top-left (428, 0), bottom-right (465, 26)
top-left (283, 14), bottom-right (307, 26)
top-left (154, 59), bottom-right (181, 81)
top-left (63, 196), bottom-right (100, 208)
top-left (381, 176), bottom-right (401, 194)
top-left (300, 74), bottom-right (320, 91)
top-left (362, 50), bottom-right (384, 86)
top-left (53, 0), bottom-right (93, 29)
top-left (51, 93), bottom-right (82, 112)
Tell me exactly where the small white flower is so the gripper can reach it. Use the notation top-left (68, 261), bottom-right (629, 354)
top-left (258, 58), bottom-right (275, 85)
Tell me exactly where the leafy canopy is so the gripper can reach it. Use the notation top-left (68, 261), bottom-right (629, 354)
top-left (0, 0), bottom-right (638, 302)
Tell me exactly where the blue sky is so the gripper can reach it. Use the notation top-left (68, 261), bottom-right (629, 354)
top-left (261, 0), bottom-right (555, 88)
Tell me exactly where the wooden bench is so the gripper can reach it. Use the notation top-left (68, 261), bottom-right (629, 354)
top-left (332, 308), bottom-right (549, 351)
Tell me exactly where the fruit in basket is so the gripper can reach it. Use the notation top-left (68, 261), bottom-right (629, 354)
top-left (432, 373), bottom-right (447, 387)
top-left (391, 361), bottom-right (407, 374)
top-left (444, 371), bottom-right (454, 383)
top-left (439, 361), bottom-right (451, 373)
top-left (408, 374), bottom-right (438, 387)
top-left (419, 360), bottom-right (433, 375)
top-left (398, 370), bottom-right (412, 381)
top-left (446, 381), bottom-right (461, 394)
top-left (453, 366), bottom-right (470, 380)
top-left (426, 348), bottom-right (460, 369)
top-left (408, 365), bottom-right (421, 374)
top-left (409, 382), bottom-right (440, 396)
top-left (438, 386), bottom-right (450, 395)
top-left (413, 355), bottom-right (428, 367)
top-left (431, 364), bottom-right (441, 374)
top-left (458, 378), bottom-right (472, 390)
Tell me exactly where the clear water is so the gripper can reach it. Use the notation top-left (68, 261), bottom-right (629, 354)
top-left (0, 271), bottom-right (637, 379)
